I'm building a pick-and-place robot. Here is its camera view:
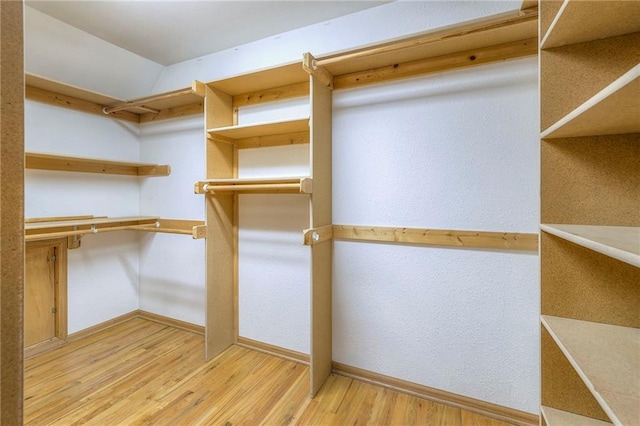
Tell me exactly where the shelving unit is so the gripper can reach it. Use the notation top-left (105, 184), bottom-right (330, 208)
top-left (196, 54), bottom-right (332, 398)
top-left (539, 1), bottom-right (640, 425)
top-left (26, 152), bottom-right (171, 176)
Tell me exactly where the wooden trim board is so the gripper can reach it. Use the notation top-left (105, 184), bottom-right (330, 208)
top-left (334, 225), bottom-right (539, 251)
top-left (236, 337), bottom-right (310, 366)
top-left (332, 362), bottom-right (539, 426)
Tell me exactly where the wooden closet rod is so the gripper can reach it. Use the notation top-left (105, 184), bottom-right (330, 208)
top-left (25, 223), bottom-right (157, 241)
top-left (202, 183), bottom-right (304, 192)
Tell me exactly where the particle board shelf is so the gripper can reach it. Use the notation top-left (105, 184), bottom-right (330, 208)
top-left (541, 0), bottom-right (640, 49)
top-left (207, 118), bottom-right (309, 140)
top-left (540, 65), bottom-right (640, 139)
top-left (541, 315), bottom-right (640, 426)
top-left (195, 177), bottom-right (312, 194)
top-left (540, 224), bottom-right (640, 268)
top-left (541, 406), bottom-right (612, 426)
top-left (25, 73), bottom-right (204, 123)
top-left (25, 152), bottom-right (171, 177)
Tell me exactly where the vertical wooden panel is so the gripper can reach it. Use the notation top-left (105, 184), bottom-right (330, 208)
top-left (204, 85), bottom-right (235, 360)
top-left (309, 76), bottom-right (332, 396)
top-left (25, 245), bottom-right (56, 347)
top-left (0, 0), bottom-right (24, 423)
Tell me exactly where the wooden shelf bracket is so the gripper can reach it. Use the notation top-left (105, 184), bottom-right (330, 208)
top-left (303, 53), bottom-right (334, 90)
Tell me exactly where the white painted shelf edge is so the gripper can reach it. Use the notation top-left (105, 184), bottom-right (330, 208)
top-left (540, 224), bottom-right (640, 268)
top-left (541, 315), bottom-right (640, 426)
top-left (540, 64), bottom-right (640, 139)
top-left (540, 405), bottom-right (612, 426)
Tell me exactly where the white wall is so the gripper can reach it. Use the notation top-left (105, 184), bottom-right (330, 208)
top-left (332, 59), bottom-right (540, 413)
top-left (24, 102), bottom-right (142, 333)
top-left (138, 116), bottom-right (206, 326)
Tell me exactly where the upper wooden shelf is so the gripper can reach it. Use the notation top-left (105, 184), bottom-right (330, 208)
top-left (26, 152), bottom-right (171, 177)
top-left (25, 74), bottom-right (204, 123)
top-left (541, 315), bottom-right (639, 426)
top-left (541, 65), bottom-right (640, 139)
top-left (194, 177), bottom-right (312, 194)
top-left (541, 406), bottom-right (612, 426)
top-left (540, 224), bottom-right (640, 268)
top-left (208, 62), bottom-right (309, 96)
top-left (315, 8), bottom-right (537, 89)
top-left (207, 118), bottom-right (309, 140)
top-left (541, 0), bottom-right (640, 49)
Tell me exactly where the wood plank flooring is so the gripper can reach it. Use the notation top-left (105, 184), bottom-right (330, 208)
top-left (25, 318), bottom-right (513, 425)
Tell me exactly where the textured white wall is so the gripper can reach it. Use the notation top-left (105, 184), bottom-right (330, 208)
top-left (138, 116), bottom-right (206, 325)
top-left (24, 6), bottom-right (163, 99)
top-left (24, 101), bottom-right (141, 333)
top-left (331, 58), bottom-right (540, 413)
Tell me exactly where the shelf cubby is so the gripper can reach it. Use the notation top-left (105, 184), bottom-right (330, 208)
top-left (541, 65), bottom-right (640, 139)
top-left (541, 316), bottom-right (639, 426)
top-left (541, 0), bottom-right (640, 49)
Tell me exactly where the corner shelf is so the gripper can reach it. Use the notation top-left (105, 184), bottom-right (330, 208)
top-left (541, 0), bottom-right (640, 49)
top-left (25, 152), bottom-right (171, 177)
top-left (540, 65), bottom-right (640, 139)
top-left (25, 216), bottom-right (205, 242)
top-left (195, 177), bottom-right (312, 194)
top-left (25, 73), bottom-right (204, 123)
top-left (541, 316), bottom-right (639, 426)
top-left (540, 225), bottom-right (640, 268)
top-left (541, 406), bottom-right (612, 426)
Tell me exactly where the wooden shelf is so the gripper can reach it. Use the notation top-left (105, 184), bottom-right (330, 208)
top-left (207, 118), bottom-right (309, 140)
top-left (25, 73), bottom-right (204, 123)
top-left (26, 152), bottom-right (171, 176)
top-left (541, 316), bottom-right (639, 426)
top-left (25, 216), bottom-right (159, 241)
top-left (541, 406), bottom-right (612, 426)
top-left (25, 216), bottom-right (205, 241)
top-left (541, 0), bottom-right (640, 49)
top-left (316, 8), bottom-right (537, 89)
top-left (195, 177), bottom-right (312, 194)
top-left (540, 224), bottom-right (640, 268)
top-left (541, 65), bottom-right (640, 139)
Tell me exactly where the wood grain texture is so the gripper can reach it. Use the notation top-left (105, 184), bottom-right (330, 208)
top-left (24, 245), bottom-right (56, 347)
top-left (24, 318), bottom-right (518, 426)
top-left (0, 1), bottom-right (24, 422)
top-left (334, 225), bottom-right (539, 251)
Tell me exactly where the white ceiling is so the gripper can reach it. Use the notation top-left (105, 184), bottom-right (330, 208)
top-left (26, 1), bottom-right (391, 66)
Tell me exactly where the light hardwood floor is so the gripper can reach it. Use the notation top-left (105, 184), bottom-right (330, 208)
top-left (25, 318), bottom-right (513, 425)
